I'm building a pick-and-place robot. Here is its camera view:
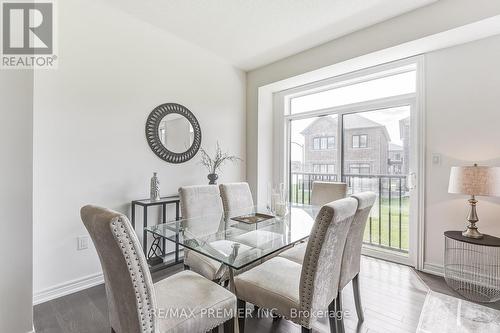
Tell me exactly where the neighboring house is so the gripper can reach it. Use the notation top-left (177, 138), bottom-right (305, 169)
top-left (290, 160), bottom-right (302, 173)
top-left (399, 117), bottom-right (410, 176)
top-left (300, 114), bottom-right (391, 176)
top-left (388, 142), bottom-right (404, 174)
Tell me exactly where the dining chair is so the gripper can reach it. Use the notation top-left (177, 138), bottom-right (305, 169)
top-left (277, 191), bottom-right (377, 330)
top-left (336, 192), bottom-right (376, 325)
top-left (275, 181), bottom-right (347, 274)
top-left (234, 197), bottom-right (358, 333)
top-left (80, 205), bottom-right (236, 333)
top-left (179, 185), bottom-right (227, 281)
top-left (219, 182), bottom-right (254, 215)
top-left (310, 181), bottom-right (348, 206)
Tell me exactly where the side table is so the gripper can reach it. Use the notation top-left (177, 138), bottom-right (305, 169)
top-left (131, 196), bottom-right (182, 272)
top-left (444, 230), bottom-right (500, 303)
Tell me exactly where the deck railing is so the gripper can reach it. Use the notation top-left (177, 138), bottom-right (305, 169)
top-left (290, 172), bottom-right (409, 253)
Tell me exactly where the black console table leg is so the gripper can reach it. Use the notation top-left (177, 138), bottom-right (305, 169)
top-left (175, 202), bottom-right (180, 263)
top-left (162, 203), bottom-right (167, 253)
top-left (143, 207), bottom-right (148, 256)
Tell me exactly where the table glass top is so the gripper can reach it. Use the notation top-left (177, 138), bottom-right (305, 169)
top-left (145, 204), bottom-right (320, 270)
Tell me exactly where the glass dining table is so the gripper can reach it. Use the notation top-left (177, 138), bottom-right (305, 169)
top-left (145, 204), bottom-right (321, 290)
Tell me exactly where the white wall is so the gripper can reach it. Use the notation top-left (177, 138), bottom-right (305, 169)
top-left (424, 35), bottom-right (500, 268)
top-left (0, 70), bottom-right (33, 332)
top-left (33, 0), bottom-right (246, 298)
top-left (246, 0), bottom-right (500, 199)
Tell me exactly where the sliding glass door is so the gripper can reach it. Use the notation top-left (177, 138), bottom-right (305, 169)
top-left (283, 61), bottom-right (421, 265)
top-left (342, 106), bottom-right (411, 253)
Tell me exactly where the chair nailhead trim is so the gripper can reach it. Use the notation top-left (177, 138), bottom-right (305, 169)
top-left (111, 219), bottom-right (155, 332)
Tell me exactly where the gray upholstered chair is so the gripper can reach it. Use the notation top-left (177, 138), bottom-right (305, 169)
top-left (80, 205), bottom-right (236, 333)
top-left (275, 181), bottom-right (347, 275)
top-left (336, 192), bottom-right (376, 324)
top-left (278, 191), bottom-right (377, 329)
top-left (179, 185), bottom-right (227, 281)
top-left (310, 181), bottom-right (348, 206)
top-left (219, 182), bottom-right (254, 215)
top-left (234, 197), bottom-right (358, 333)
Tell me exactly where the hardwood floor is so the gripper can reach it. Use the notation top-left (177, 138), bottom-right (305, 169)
top-left (415, 269), bottom-right (500, 311)
top-left (34, 256), bottom-right (430, 333)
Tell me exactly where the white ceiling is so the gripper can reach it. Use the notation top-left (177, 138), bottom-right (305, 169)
top-left (103, 0), bottom-right (437, 71)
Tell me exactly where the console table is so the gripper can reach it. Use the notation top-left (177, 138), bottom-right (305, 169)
top-left (131, 195), bottom-right (182, 272)
top-left (444, 231), bottom-right (500, 303)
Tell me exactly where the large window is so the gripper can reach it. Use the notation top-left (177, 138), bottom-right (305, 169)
top-left (285, 62), bottom-right (417, 257)
top-left (352, 134), bottom-right (368, 148)
top-left (290, 68), bottom-right (416, 114)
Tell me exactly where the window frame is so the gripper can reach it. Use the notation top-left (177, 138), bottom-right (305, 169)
top-left (352, 134), bottom-right (368, 148)
top-left (312, 137), bottom-right (321, 150)
top-left (312, 136), bottom-right (335, 150)
top-left (349, 163), bottom-right (370, 175)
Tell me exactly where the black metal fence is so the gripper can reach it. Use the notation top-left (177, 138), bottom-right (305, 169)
top-left (290, 172), bottom-right (409, 252)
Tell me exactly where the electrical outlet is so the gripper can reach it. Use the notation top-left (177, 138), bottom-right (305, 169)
top-left (77, 236), bottom-right (89, 251)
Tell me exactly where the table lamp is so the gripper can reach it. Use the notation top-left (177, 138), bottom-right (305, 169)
top-left (448, 164), bottom-right (500, 239)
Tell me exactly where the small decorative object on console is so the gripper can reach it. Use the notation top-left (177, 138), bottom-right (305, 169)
top-left (150, 172), bottom-right (161, 202)
top-left (448, 164), bottom-right (500, 239)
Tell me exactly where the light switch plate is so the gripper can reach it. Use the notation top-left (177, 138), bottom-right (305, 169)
top-left (432, 153), bottom-right (441, 165)
top-left (77, 236), bottom-right (89, 251)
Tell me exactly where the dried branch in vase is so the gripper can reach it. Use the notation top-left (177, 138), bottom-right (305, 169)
top-left (199, 142), bottom-right (241, 184)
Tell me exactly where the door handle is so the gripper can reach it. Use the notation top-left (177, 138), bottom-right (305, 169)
top-left (407, 172), bottom-right (417, 190)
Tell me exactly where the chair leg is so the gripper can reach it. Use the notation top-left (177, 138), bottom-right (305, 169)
top-left (237, 299), bottom-right (246, 333)
top-left (183, 264), bottom-right (190, 270)
top-left (111, 328), bottom-right (116, 333)
top-left (335, 291), bottom-right (345, 333)
top-left (352, 274), bottom-right (364, 322)
top-left (223, 317), bottom-right (234, 333)
top-left (328, 300), bottom-right (337, 333)
top-left (301, 327), bottom-right (311, 333)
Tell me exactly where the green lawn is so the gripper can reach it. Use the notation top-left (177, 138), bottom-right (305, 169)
top-left (290, 185), bottom-right (409, 251)
top-left (363, 197), bottom-right (409, 251)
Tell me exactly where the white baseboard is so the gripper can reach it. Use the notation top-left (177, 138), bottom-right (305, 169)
top-left (33, 272), bottom-right (104, 305)
top-left (421, 262), bottom-right (444, 276)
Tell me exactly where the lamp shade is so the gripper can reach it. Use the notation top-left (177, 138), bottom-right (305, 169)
top-left (448, 165), bottom-right (500, 197)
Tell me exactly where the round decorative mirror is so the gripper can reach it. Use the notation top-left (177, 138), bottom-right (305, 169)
top-left (145, 103), bottom-right (202, 163)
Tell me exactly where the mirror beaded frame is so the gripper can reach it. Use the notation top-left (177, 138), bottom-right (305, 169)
top-left (145, 103), bottom-right (202, 163)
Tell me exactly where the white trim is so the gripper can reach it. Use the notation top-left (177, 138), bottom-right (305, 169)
top-left (362, 245), bottom-right (410, 266)
top-left (421, 262), bottom-right (444, 277)
top-left (415, 56), bottom-right (427, 271)
top-left (33, 272), bottom-right (104, 305)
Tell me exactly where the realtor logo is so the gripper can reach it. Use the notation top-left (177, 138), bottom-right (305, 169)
top-left (1, 1), bottom-right (57, 68)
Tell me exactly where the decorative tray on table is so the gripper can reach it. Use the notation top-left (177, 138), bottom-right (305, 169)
top-left (230, 213), bottom-right (275, 224)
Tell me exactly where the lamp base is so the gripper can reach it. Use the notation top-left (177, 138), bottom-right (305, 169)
top-left (462, 226), bottom-right (483, 239)
top-left (463, 196), bottom-right (483, 239)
